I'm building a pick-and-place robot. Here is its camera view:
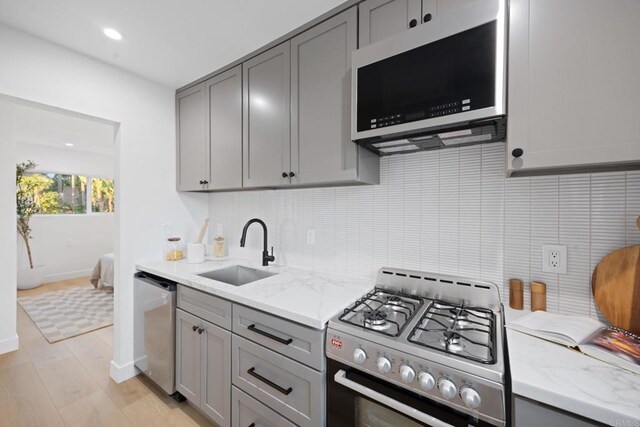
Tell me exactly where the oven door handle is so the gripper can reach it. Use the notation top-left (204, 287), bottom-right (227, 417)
top-left (334, 370), bottom-right (454, 427)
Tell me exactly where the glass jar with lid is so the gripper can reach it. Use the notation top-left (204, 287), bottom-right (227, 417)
top-left (164, 237), bottom-right (184, 261)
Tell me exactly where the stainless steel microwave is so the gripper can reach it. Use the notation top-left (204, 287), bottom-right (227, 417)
top-left (351, 0), bottom-right (507, 156)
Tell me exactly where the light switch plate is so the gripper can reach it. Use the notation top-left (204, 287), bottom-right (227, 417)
top-left (306, 229), bottom-right (316, 245)
top-left (542, 244), bottom-right (567, 274)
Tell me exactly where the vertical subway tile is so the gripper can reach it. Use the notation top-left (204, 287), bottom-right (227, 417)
top-left (590, 172), bottom-right (626, 319)
top-left (420, 150), bottom-right (439, 272)
top-left (529, 176), bottom-right (559, 312)
top-left (504, 177), bottom-right (531, 308)
top-left (558, 174), bottom-right (591, 315)
top-left (458, 145), bottom-right (482, 278)
top-left (480, 143), bottom-right (505, 293)
top-left (403, 153), bottom-right (423, 270)
top-left (438, 147), bottom-right (460, 275)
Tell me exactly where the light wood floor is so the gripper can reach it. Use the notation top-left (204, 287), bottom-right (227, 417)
top-left (1, 278), bottom-right (215, 427)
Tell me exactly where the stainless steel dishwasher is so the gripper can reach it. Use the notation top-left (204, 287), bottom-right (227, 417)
top-left (133, 271), bottom-right (184, 400)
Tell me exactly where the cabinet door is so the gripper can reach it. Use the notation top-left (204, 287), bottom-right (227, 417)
top-left (175, 309), bottom-right (201, 403)
top-left (359, 0), bottom-right (421, 47)
top-left (243, 42), bottom-right (291, 188)
top-left (201, 320), bottom-right (231, 427)
top-left (206, 66), bottom-right (243, 190)
top-left (290, 7), bottom-right (359, 185)
top-left (508, 0), bottom-right (640, 174)
top-left (176, 83), bottom-right (207, 191)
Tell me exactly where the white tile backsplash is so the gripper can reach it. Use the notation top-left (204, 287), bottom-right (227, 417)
top-left (209, 142), bottom-right (639, 318)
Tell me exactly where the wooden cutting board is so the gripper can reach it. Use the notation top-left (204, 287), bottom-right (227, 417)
top-left (592, 217), bottom-right (640, 334)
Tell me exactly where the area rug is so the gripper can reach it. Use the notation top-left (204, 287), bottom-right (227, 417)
top-left (18, 286), bottom-right (113, 343)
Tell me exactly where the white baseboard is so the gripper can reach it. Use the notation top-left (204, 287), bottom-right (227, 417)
top-left (0, 335), bottom-right (19, 355)
top-left (44, 269), bottom-right (93, 283)
top-left (109, 359), bottom-right (140, 383)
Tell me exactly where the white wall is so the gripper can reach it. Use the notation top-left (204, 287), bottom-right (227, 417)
top-left (16, 142), bottom-right (114, 178)
top-left (209, 143), bottom-right (640, 320)
top-left (17, 215), bottom-right (115, 282)
top-left (0, 100), bottom-right (18, 354)
top-left (0, 25), bottom-right (209, 381)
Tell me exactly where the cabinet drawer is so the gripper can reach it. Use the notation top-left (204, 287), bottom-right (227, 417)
top-left (233, 304), bottom-right (325, 371)
top-left (232, 386), bottom-right (296, 427)
top-left (232, 335), bottom-right (324, 427)
top-left (177, 285), bottom-right (232, 330)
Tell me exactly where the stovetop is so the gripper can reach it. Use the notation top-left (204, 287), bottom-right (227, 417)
top-left (338, 289), bottom-right (423, 337)
top-left (408, 300), bottom-right (497, 364)
top-left (326, 267), bottom-right (506, 426)
top-left (327, 268), bottom-right (505, 383)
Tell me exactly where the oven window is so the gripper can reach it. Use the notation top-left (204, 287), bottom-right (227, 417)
top-left (358, 397), bottom-right (423, 427)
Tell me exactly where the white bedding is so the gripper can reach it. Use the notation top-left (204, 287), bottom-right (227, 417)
top-left (90, 252), bottom-right (114, 288)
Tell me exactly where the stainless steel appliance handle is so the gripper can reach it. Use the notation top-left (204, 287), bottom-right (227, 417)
top-left (334, 370), bottom-right (454, 427)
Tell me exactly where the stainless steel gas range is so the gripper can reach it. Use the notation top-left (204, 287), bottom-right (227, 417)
top-left (326, 267), bottom-right (508, 427)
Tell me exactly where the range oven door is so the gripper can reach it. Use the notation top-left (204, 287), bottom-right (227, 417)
top-left (327, 359), bottom-right (495, 427)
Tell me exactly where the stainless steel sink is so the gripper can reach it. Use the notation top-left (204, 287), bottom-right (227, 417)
top-left (196, 265), bottom-right (277, 286)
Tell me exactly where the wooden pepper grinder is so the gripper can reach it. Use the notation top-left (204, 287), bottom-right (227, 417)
top-left (509, 279), bottom-right (524, 310)
top-left (530, 281), bottom-right (547, 311)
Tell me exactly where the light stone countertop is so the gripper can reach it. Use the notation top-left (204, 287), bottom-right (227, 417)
top-left (135, 257), bottom-right (373, 330)
top-left (505, 308), bottom-right (640, 425)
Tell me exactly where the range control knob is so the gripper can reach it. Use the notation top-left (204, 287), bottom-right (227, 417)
top-left (353, 348), bottom-right (367, 365)
top-left (461, 386), bottom-right (481, 409)
top-left (438, 378), bottom-right (457, 400)
top-left (417, 371), bottom-right (435, 390)
top-left (399, 365), bottom-right (416, 383)
top-left (377, 357), bottom-right (391, 374)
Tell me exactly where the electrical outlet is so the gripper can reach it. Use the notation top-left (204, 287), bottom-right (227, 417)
top-left (542, 244), bottom-right (567, 274)
top-left (162, 223), bottom-right (174, 237)
top-left (306, 229), bottom-right (316, 245)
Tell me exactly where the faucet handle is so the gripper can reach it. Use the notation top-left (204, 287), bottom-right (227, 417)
top-left (270, 246), bottom-right (274, 256)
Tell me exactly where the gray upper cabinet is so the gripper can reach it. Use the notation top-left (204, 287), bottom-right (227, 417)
top-left (507, 0), bottom-right (640, 174)
top-left (243, 42), bottom-right (291, 188)
top-left (206, 65), bottom-right (243, 190)
top-left (291, 6), bottom-right (378, 186)
top-left (359, 0), bottom-right (421, 47)
top-left (359, 0), bottom-right (481, 47)
top-left (176, 83), bottom-right (207, 191)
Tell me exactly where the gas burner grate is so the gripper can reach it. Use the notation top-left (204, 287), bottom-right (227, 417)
top-left (338, 288), bottom-right (423, 337)
top-left (408, 300), bottom-right (497, 364)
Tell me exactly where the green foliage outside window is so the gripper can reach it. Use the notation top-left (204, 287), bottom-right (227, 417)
top-left (16, 163), bottom-right (115, 215)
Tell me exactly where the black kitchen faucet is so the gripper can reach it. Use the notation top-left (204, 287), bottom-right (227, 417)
top-left (240, 218), bottom-right (275, 266)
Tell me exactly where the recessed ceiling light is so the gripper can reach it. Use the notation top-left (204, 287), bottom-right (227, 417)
top-left (65, 143), bottom-right (74, 147)
top-left (103, 28), bottom-right (123, 41)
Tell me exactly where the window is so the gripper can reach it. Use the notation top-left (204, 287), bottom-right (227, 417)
top-left (19, 172), bottom-right (115, 215)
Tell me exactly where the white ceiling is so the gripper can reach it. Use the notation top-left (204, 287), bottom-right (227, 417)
top-left (0, 0), bottom-right (344, 88)
top-left (14, 103), bottom-right (115, 155)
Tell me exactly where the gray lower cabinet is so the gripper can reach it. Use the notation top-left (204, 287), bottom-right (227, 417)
top-left (176, 83), bottom-right (207, 191)
top-left (513, 396), bottom-right (604, 427)
top-left (243, 42), bottom-right (292, 188)
top-left (206, 65), bottom-right (243, 190)
top-left (291, 6), bottom-right (378, 186)
top-left (176, 307), bottom-right (231, 427)
top-left (232, 386), bottom-right (296, 427)
top-left (232, 335), bottom-right (324, 427)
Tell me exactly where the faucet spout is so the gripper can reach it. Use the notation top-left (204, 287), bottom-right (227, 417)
top-left (240, 218), bottom-right (275, 266)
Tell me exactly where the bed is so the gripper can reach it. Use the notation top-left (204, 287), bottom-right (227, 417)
top-left (91, 252), bottom-right (114, 288)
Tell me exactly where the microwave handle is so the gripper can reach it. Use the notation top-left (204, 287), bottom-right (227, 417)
top-left (334, 369), bottom-right (454, 427)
